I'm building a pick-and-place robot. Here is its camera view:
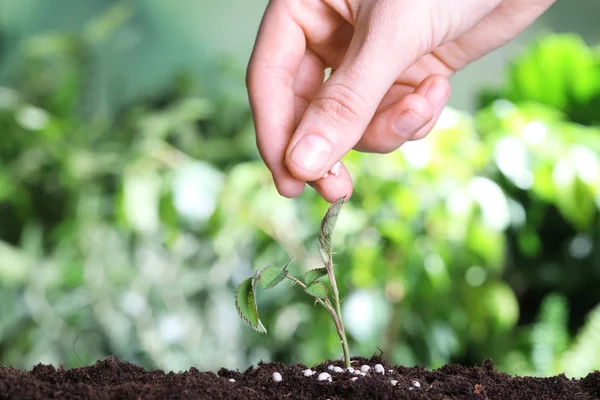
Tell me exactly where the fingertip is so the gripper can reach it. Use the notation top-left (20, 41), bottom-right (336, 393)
top-left (409, 75), bottom-right (451, 141)
top-left (416, 74), bottom-right (449, 91)
top-left (309, 163), bottom-right (353, 203)
top-left (273, 175), bottom-right (306, 198)
top-left (416, 75), bottom-right (451, 107)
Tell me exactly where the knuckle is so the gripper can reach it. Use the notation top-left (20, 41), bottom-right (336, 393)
top-left (321, 0), bottom-right (360, 22)
top-left (312, 83), bottom-right (363, 126)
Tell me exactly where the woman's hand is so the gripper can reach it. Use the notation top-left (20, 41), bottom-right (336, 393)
top-left (246, 0), bottom-right (555, 202)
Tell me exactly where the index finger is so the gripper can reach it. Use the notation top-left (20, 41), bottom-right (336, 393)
top-left (246, 1), bottom-right (307, 198)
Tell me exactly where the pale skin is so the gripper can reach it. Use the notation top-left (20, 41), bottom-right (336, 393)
top-left (246, 0), bottom-right (556, 203)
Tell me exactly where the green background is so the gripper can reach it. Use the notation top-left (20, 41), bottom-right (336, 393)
top-left (1, 0), bottom-right (600, 379)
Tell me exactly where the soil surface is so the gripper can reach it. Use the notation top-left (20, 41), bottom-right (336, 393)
top-left (1, 356), bottom-right (599, 399)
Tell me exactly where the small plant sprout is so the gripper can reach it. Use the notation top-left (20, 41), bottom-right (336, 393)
top-left (235, 197), bottom-right (352, 368)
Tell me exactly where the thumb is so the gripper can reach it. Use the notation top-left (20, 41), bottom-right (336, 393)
top-left (285, 4), bottom-right (417, 181)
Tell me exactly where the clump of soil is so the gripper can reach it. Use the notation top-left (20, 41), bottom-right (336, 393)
top-left (1, 356), bottom-right (598, 399)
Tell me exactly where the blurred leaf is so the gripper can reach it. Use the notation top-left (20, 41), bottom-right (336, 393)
top-left (552, 159), bottom-right (596, 230)
top-left (61, 262), bottom-right (84, 288)
top-left (484, 282), bottom-right (519, 331)
top-left (0, 170), bottom-right (15, 201)
top-left (466, 223), bottom-right (505, 271)
top-left (505, 35), bottom-right (600, 109)
top-left (562, 303), bottom-right (600, 378)
top-left (350, 244), bottom-right (380, 288)
top-left (531, 293), bottom-right (569, 376)
top-left (172, 160), bottom-right (224, 225)
top-left (0, 241), bottom-right (32, 286)
top-left (518, 229), bottom-right (542, 257)
top-left (21, 34), bottom-right (81, 58)
top-left (83, 1), bottom-right (135, 45)
top-left (121, 167), bottom-right (161, 235)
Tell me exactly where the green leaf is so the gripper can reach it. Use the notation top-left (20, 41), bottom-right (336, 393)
top-left (484, 282), bottom-right (519, 331)
top-left (282, 256), bottom-right (294, 271)
top-left (305, 281), bottom-right (328, 298)
top-left (259, 265), bottom-right (289, 290)
top-left (235, 276), bottom-right (267, 334)
top-left (505, 35), bottom-right (600, 110)
top-left (304, 268), bottom-right (327, 285)
top-left (0, 241), bottom-right (32, 286)
top-left (122, 168), bottom-right (161, 234)
top-left (318, 196), bottom-right (345, 265)
top-left (562, 303), bottom-right (600, 378)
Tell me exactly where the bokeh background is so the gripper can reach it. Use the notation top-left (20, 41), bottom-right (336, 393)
top-left (1, 0), bottom-right (600, 378)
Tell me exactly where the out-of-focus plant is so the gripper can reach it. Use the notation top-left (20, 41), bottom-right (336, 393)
top-left (472, 33), bottom-right (600, 377)
top-left (1, 19), bottom-right (599, 382)
top-left (0, 4), bottom-right (258, 371)
top-left (479, 34), bottom-right (600, 126)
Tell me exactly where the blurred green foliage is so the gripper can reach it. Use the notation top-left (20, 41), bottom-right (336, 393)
top-left (1, 8), bottom-right (600, 379)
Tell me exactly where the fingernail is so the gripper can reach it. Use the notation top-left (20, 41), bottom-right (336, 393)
top-left (393, 111), bottom-right (425, 138)
top-left (323, 172), bottom-right (329, 179)
top-left (288, 134), bottom-right (332, 173)
top-left (330, 161), bottom-right (341, 176)
top-left (425, 82), bottom-right (448, 107)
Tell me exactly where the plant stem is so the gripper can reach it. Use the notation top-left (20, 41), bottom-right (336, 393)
top-left (285, 275), bottom-right (307, 289)
top-left (285, 275), bottom-right (328, 309)
top-left (326, 262), bottom-right (351, 368)
top-left (286, 272), bottom-right (350, 368)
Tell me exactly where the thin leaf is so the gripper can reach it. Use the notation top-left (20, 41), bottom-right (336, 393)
top-left (305, 281), bottom-right (328, 298)
top-left (304, 267), bottom-right (327, 285)
top-left (235, 275), bottom-right (267, 334)
top-left (318, 196), bottom-right (345, 265)
top-left (259, 265), bottom-right (289, 290)
top-left (282, 256), bottom-right (294, 271)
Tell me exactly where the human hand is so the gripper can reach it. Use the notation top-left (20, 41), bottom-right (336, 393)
top-left (246, 0), bottom-right (555, 202)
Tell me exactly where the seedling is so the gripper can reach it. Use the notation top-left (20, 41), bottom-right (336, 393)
top-left (235, 197), bottom-right (351, 368)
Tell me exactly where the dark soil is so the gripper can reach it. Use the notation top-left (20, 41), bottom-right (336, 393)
top-left (1, 356), bottom-right (599, 399)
